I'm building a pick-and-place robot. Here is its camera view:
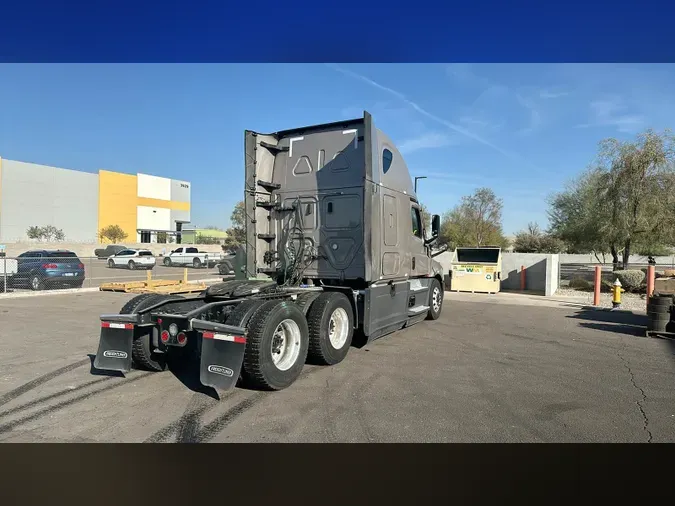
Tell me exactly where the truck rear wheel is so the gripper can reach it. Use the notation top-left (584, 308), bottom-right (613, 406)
top-left (120, 293), bottom-right (184, 372)
top-left (306, 292), bottom-right (354, 365)
top-left (425, 278), bottom-right (443, 320)
top-left (163, 257), bottom-right (172, 267)
top-left (241, 300), bottom-right (309, 391)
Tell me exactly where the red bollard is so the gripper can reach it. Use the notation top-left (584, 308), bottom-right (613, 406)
top-left (520, 265), bottom-right (526, 291)
top-left (593, 265), bottom-right (601, 306)
top-left (646, 265), bottom-right (655, 311)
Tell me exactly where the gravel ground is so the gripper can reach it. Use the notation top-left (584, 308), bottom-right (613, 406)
top-left (556, 287), bottom-right (648, 312)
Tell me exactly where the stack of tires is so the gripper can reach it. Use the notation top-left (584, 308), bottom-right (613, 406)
top-left (647, 294), bottom-right (673, 333)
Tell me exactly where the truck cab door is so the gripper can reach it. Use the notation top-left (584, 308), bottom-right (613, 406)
top-left (409, 204), bottom-right (430, 277)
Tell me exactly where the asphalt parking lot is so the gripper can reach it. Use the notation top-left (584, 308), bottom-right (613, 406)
top-left (1, 259), bottom-right (224, 294)
top-left (0, 291), bottom-right (674, 442)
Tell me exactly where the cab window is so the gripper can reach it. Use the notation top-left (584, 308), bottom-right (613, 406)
top-left (411, 207), bottom-right (423, 239)
top-left (383, 149), bottom-right (393, 174)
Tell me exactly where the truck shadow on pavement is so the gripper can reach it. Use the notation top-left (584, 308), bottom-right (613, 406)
top-left (87, 354), bottom-right (125, 377)
top-left (165, 355), bottom-right (220, 400)
top-left (87, 351), bottom-right (220, 399)
top-left (565, 306), bottom-right (648, 337)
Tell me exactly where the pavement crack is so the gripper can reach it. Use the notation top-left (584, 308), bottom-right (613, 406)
top-left (617, 344), bottom-right (653, 443)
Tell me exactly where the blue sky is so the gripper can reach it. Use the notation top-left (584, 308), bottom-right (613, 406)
top-left (1, 63), bottom-right (674, 235)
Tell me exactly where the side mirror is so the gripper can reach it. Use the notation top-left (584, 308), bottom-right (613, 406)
top-left (431, 214), bottom-right (440, 237)
top-left (425, 214), bottom-right (441, 247)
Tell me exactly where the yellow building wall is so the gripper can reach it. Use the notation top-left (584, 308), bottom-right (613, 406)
top-left (137, 197), bottom-right (190, 211)
top-left (98, 170), bottom-right (138, 243)
top-left (98, 170), bottom-right (191, 243)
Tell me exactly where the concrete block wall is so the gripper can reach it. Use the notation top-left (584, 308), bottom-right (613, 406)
top-left (435, 250), bottom-right (560, 296)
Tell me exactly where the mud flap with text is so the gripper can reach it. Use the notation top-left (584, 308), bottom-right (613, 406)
top-left (199, 332), bottom-right (246, 391)
top-left (93, 324), bottom-right (134, 372)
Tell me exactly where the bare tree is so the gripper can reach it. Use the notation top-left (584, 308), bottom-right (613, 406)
top-left (222, 201), bottom-right (246, 252)
top-left (549, 128), bottom-right (675, 268)
top-left (439, 187), bottom-right (509, 249)
top-left (99, 225), bottom-right (128, 243)
top-left (26, 225), bottom-right (65, 242)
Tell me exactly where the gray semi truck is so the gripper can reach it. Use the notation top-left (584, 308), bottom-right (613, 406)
top-left (94, 111), bottom-right (445, 391)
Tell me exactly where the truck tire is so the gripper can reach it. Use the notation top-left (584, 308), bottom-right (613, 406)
top-left (120, 293), bottom-right (184, 372)
top-left (306, 292), bottom-right (354, 366)
top-left (163, 257), bottom-right (172, 267)
top-left (224, 299), bottom-right (266, 385)
top-left (218, 261), bottom-right (233, 275)
top-left (426, 278), bottom-right (443, 320)
top-left (226, 299), bottom-right (266, 328)
top-left (241, 300), bottom-right (309, 391)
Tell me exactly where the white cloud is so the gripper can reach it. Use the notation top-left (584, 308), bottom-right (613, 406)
top-left (577, 95), bottom-right (645, 133)
top-left (398, 132), bottom-right (456, 154)
top-left (515, 94), bottom-right (542, 135)
top-left (446, 64), bottom-right (549, 135)
top-left (539, 89), bottom-right (570, 99)
top-left (325, 63), bottom-right (525, 164)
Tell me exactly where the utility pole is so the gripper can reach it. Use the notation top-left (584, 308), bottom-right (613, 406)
top-left (414, 176), bottom-right (427, 193)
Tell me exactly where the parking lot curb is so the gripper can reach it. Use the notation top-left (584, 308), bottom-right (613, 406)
top-left (0, 278), bottom-right (224, 300)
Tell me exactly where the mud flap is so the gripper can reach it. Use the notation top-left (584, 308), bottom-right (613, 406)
top-left (199, 332), bottom-right (246, 391)
top-left (93, 324), bottom-right (134, 372)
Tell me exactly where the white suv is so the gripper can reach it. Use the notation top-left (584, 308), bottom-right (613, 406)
top-left (107, 249), bottom-right (156, 270)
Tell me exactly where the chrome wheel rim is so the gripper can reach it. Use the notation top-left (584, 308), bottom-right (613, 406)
top-left (432, 287), bottom-right (442, 313)
top-left (328, 307), bottom-right (350, 349)
top-left (271, 318), bottom-right (302, 371)
top-left (31, 277), bottom-right (39, 290)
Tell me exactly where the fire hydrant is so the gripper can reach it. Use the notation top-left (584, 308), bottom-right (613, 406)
top-left (611, 278), bottom-right (624, 309)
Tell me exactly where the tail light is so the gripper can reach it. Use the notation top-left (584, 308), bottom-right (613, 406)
top-left (42, 263), bottom-right (58, 269)
top-left (78, 263), bottom-right (84, 269)
top-left (160, 330), bottom-right (170, 343)
top-left (177, 332), bottom-right (187, 346)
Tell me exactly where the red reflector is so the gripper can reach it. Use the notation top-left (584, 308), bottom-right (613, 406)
top-left (160, 330), bottom-right (170, 343)
top-left (101, 322), bottom-right (133, 330)
top-left (234, 336), bottom-right (246, 344)
top-left (202, 332), bottom-right (214, 339)
top-left (177, 332), bottom-right (187, 344)
top-left (157, 318), bottom-right (163, 324)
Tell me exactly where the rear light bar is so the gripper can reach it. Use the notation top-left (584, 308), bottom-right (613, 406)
top-left (101, 322), bottom-right (134, 330)
top-left (42, 263), bottom-right (58, 269)
top-left (202, 331), bottom-right (246, 344)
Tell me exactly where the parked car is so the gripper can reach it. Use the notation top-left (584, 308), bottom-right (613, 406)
top-left (162, 246), bottom-right (222, 268)
top-left (107, 249), bottom-right (156, 270)
top-left (94, 244), bottom-right (127, 259)
top-left (14, 250), bottom-right (85, 290)
top-left (0, 255), bottom-right (18, 291)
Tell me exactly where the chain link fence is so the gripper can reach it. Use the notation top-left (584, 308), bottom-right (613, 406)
top-left (0, 254), bottom-right (225, 294)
